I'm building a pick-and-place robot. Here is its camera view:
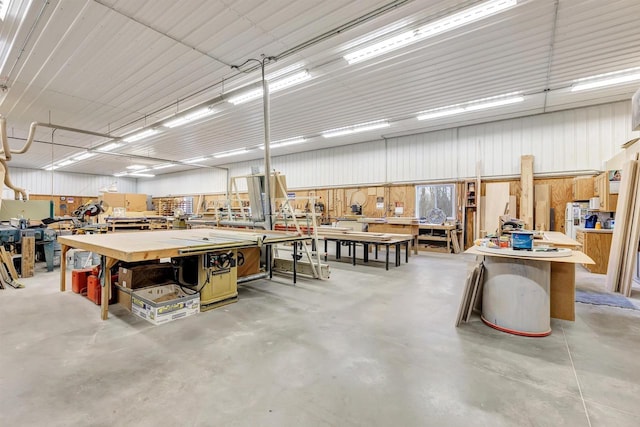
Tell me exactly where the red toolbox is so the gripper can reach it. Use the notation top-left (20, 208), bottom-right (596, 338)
top-left (71, 269), bottom-right (93, 294)
top-left (86, 275), bottom-right (101, 305)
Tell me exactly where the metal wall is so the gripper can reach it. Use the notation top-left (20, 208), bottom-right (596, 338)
top-left (132, 101), bottom-right (640, 195)
top-left (5, 167), bottom-right (137, 197)
top-left (137, 167), bottom-right (228, 196)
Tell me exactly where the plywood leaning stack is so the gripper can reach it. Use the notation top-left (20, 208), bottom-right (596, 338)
top-left (520, 155), bottom-right (534, 230)
top-left (606, 154), bottom-right (640, 296)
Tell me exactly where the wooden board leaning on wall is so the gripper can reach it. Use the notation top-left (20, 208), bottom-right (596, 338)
top-left (29, 194), bottom-right (97, 217)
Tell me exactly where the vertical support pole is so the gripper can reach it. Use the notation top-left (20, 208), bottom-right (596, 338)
top-left (262, 64), bottom-right (273, 230)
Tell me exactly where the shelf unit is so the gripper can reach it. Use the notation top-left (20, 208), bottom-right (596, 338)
top-left (465, 181), bottom-right (477, 208)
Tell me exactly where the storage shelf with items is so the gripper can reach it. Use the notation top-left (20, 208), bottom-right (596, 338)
top-left (465, 181), bottom-right (477, 208)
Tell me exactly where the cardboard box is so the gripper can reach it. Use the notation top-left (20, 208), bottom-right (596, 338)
top-left (118, 263), bottom-right (174, 289)
top-left (116, 285), bottom-right (132, 312)
top-left (131, 284), bottom-right (199, 325)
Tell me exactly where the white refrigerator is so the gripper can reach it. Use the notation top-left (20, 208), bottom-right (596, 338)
top-left (565, 202), bottom-right (589, 240)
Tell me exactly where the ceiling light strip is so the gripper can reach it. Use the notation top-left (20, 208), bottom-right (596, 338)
top-left (322, 120), bottom-right (390, 138)
top-left (344, 0), bottom-right (517, 64)
top-left (416, 93), bottom-right (524, 120)
top-left (228, 70), bottom-right (311, 105)
top-left (571, 67), bottom-right (640, 92)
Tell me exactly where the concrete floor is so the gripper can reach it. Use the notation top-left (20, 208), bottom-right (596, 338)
top-left (1, 250), bottom-right (640, 427)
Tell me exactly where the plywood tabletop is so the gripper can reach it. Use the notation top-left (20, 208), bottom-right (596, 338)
top-left (465, 245), bottom-right (594, 264)
top-left (58, 229), bottom-right (307, 262)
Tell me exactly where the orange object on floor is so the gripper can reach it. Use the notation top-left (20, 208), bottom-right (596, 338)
top-left (86, 275), bottom-right (101, 305)
top-left (71, 269), bottom-right (92, 294)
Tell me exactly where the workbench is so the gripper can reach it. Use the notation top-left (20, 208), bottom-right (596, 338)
top-left (362, 219), bottom-right (419, 255)
top-left (104, 216), bottom-right (169, 232)
top-left (465, 246), bottom-right (594, 330)
top-left (317, 229), bottom-right (412, 270)
top-left (418, 223), bottom-right (458, 253)
top-left (58, 229), bottom-right (310, 320)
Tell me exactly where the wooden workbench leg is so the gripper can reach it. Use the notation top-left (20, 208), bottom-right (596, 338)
top-left (550, 262), bottom-right (576, 321)
top-left (385, 244), bottom-right (390, 270)
top-left (60, 244), bottom-right (69, 292)
top-left (324, 239), bottom-right (328, 261)
top-left (101, 257), bottom-right (119, 321)
top-left (413, 236), bottom-right (418, 255)
top-left (447, 230), bottom-right (451, 253)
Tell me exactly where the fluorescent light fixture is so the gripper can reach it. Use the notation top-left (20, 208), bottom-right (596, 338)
top-left (163, 107), bottom-right (217, 128)
top-left (114, 172), bottom-right (128, 177)
top-left (122, 128), bottom-right (160, 143)
top-left (97, 142), bottom-right (123, 152)
top-left (126, 164), bottom-right (147, 170)
top-left (269, 70), bottom-right (311, 91)
top-left (0, 0), bottom-right (10, 20)
top-left (416, 93), bottom-right (524, 120)
top-left (571, 67), bottom-right (640, 92)
top-left (153, 163), bottom-right (176, 170)
top-left (260, 137), bottom-right (307, 149)
top-left (73, 151), bottom-right (97, 161)
top-left (44, 165), bottom-right (59, 171)
top-left (213, 148), bottom-right (250, 158)
top-left (182, 157), bottom-right (208, 164)
top-left (344, 0), bottom-right (517, 64)
top-left (130, 173), bottom-right (155, 178)
top-left (322, 120), bottom-right (390, 138)
top-left (228, 88), bottom-right (263, 105)
top-left (57, 159), bottom-right (76, 167)
top-left (416, 107), bottom-right (465, 120)
top-left (227, 70), bottom-right (311, 105)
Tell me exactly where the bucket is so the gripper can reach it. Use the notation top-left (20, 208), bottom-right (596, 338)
top-left (511, 231), bottom-right (534, 250)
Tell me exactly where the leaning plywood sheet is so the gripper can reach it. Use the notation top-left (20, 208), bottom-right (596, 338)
top-left (484, 183), bottom-right (510, 236)
top-left (621, 162), bottom-right (640, 296)
top-left (456, 262), bottom-right (483, 327)
top-left (520, 155), bottom-right (534, 229)
top-left (606, 158), bottom-right (638, 292)
top-left (534, 184), bottom-right (551, 231)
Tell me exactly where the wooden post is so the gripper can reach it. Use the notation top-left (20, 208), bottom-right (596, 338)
top-left (21, 235), bottom-right (35, 278)
top-left (520, 155), bottom-right (534, 230)
top-left (60, 245), bottom-right (69, 291)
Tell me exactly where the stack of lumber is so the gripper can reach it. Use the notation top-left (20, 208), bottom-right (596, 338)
top-left (0, 247), bottom-right (24, 289)
top-left (606, 155), bottom-right (640, 296)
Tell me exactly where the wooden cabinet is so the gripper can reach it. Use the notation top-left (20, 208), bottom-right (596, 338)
top-left (593, 173), bottom-right (617, 211)
top-left (572, 176), bottom-right (594, 200)
top-left (100, 193), bottom-right (149, 212)
top-left (576, 230), bottom-right (613, 274)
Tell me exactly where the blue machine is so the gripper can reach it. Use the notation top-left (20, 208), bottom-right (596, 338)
top-left (0, 225), bottom-right (57, 271)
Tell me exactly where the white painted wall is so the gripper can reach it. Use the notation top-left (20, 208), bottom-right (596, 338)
top-left (124, 100), bottom-right (640, 196)
top-left (4, 167), bottom-right (137, 198)
top-left (137, 167), bottom-right (228, 196)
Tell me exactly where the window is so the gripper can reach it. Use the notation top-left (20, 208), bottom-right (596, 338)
top-left (416, 184), bottom-right (456, 219)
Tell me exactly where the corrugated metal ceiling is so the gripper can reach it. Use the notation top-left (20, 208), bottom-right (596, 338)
top-left (1, 0), bottom-right (639, 177)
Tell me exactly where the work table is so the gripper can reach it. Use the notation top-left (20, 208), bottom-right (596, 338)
top-left (575, 227), bottom-right (613, 234)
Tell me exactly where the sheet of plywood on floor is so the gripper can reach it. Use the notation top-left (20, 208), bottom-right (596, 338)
top-left (550, 262), bottom-right (575, 321)
top-left (606, 159), bottom-right (638, 292)
top-left (484, 182), bottom-right (510, 235)
top-left (534, 184), bottom-right (551, 231)
top-left (20, 235), bottom-right (35, 278)
top-left (520, 155), bottom-right (534, 229)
